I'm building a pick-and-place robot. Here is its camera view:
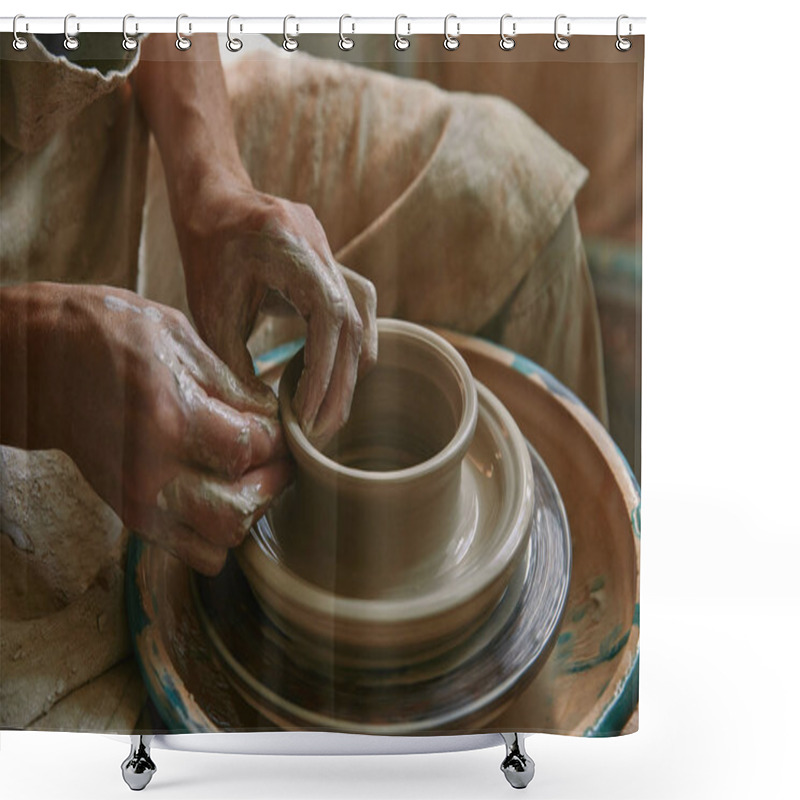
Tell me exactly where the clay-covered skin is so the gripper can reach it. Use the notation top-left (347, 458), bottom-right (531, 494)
top-left (0, 282), bottom-right (293, 576)
top-left (178, 188), bottom-right (378, 449)
top-left (134, 34), bottom-right (378, 449)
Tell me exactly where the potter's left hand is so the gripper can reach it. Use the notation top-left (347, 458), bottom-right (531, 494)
top-left (174, 172), bottom-right (378, 447)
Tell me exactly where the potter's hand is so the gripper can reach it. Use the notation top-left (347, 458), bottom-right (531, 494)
top-left (175, 176), bottom-right (378, 447)
top-left (0, 283), bottom-right (292, 576)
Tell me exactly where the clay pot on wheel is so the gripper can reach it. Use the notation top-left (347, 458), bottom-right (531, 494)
top-left (236, 319), bottom-right (534, 660)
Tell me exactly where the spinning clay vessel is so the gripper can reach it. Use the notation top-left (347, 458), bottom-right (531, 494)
top-left (237, 319), bottom-right (535, 658)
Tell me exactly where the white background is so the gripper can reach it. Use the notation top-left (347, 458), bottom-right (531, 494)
top-left (2, 0), bottom-right (799, 798)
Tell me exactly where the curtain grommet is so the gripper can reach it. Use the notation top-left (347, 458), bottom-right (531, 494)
top-left (500, 14), bottom-right (516, 51)
top-left (122, 14), bottom-right (138, 51)
top-left (12, 14), bottom-right (28, 51)
top-left (64, 13), bottom-right (80, 51)
top-left (283, 15), bottom-right (299, 52)
top-left (444, 14), bottom-right (460, 51)
top-left (176, 13), bottom-right (192, 51)
top-left (394, 15), bottom-right (410, 51)
top-left (554, 14), bottom-right (570, 51)
top-left (226, 15), bottom-right (243, 52)
top-left (338, 14), bottom-right (355, 51)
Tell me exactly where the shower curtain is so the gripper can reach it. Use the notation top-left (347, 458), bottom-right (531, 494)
top-left (0, 28), bottom-right (642, 739)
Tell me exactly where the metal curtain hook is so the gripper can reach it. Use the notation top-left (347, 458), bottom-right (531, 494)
top-left (12, 14), bottom-right (28, 51)
top-left (339, 14), bottom-right (355, 51)
top-left (554, 14), bottom-right (570, 51)
top-left (394, 14), bottom-right (410, 51)
top-left (122, 14), bottom-right (138, 51)
top-left (283, 15), bottom-right (299, 51)
top-left (64, 13), bottom-right (79, 51)
top-left (176, 14), bottom-right (192, 50)
top-left (500, 14), bottom-right (516, 51)
top-left (444, 14), bottom-right (460, 51)
top-left (227, 15), bottom-right (243, 52)
top-left (616, 14), bottom-right (632, 51)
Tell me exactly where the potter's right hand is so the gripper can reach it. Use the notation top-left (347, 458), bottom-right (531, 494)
top-left (173, 178), bottom-right (378, 449)
top-left (0, 283), bottom-right (292, 576)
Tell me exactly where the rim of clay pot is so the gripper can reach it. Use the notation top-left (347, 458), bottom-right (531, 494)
top-left (278, 318), bottom-right (479, 486)
top-left (242, 380), bottom-right (534, 625)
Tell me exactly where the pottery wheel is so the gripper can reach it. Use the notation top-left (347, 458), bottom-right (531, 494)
top-left (127, 332), bottom-right (639, 735)
top-left (190, 441), bottom-right (570, 734)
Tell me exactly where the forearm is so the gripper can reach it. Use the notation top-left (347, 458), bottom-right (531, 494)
top-left (132, 33), bottom-right (251, 222)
